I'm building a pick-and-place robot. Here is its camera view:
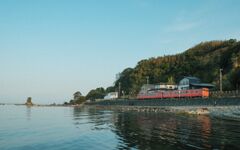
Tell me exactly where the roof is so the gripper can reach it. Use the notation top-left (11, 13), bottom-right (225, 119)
top-left (181, 76), bottom-right (201, 84)
top-left (190, 83), bottom-right (215, 88)
top-left (184, 76), bottom-right (200, 80)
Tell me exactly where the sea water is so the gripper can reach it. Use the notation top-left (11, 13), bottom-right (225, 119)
top-left (0, 105), bottom-right (239, 150)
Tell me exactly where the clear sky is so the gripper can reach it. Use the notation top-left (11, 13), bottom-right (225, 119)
top-left (0, 0), bottom-right (240, 104)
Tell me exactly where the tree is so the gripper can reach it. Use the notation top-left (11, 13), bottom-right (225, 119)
top-left (75, 96), bottom-right (86, 104)
top-left (112, 39), bottom-right (240, 93)
top-left (73, 91), bottom-right (82, 100)
top-left (114, 68), bottom-right (134, 95)
top-left (68, 91), bottom-right (85, 105)
top-left (167, 76), bottom-right (175, 84)
top-left (86, 87), bottom-right (106, 100)
top-left (229, 68), bottom-right (240, 90)
top-left (106, 86), bottom-right (116, 93)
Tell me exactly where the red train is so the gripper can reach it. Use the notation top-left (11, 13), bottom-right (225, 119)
top-left (137, 88), bottom-right (209, 100)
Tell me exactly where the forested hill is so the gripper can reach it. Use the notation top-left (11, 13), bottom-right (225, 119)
top-left (72, 39), bottom-right (240, 102)
top-left (114, 39), bottom-right (240, 96)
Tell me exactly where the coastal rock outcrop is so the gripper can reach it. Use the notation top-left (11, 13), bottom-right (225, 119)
top-left (25, 97), bottom-right (34, 106)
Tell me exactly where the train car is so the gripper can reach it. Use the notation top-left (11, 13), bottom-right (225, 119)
top-left (137, 88), bottom-right (209, 100)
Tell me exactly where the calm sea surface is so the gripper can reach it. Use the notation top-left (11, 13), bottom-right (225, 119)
top-left (0, 105), bottom-right (240, 150)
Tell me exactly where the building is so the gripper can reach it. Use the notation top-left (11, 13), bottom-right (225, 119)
top-left (138, 83), bottom-right (178, 95)
top-left (139, 84), bottom-right (155, 93)
top-left (178, 77), bottom-right (214, 90)
top-left (104, 92), bottom-right (118, 100)
top-left (154, 83), bottom-right (178, 90)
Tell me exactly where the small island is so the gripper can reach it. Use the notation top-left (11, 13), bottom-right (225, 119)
top-left (25, 97), bottom-right (34, 106)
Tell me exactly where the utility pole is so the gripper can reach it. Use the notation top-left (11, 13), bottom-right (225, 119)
top-left (237, 84), bottom-right (239, 94)
top-left (146, 76), bottom-right (149, 85)
top-left (233, 57), bottom-right (237, 68)
top-left (118, 82), bottom-right (121, 98)
top-left (220, 69), bottom-right (223, 93)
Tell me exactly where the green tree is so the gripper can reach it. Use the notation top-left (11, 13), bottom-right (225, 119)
top-left (106, 86), bottom-right (116, 93)
top-left (228, 68), bottom-right (240, 90)
top-left (68, 91), bottom-right (85, 105)
top-left (86, 87), bottom-right (106, 100)
top-left (113, 39), bottom-right (240, 93)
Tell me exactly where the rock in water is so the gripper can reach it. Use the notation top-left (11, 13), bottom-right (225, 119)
top-left (25, 97), bottom-right (33, 106)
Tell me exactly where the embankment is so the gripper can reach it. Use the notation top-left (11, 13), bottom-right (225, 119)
top-left (88, 98), bottom-right (240, 120)
top-left (90, 98), bottom-right (240, 107)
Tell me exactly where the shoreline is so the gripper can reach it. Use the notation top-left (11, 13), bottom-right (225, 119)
top-left (88, 98), bottom-right (240, 120)
top-left (4, 102), bottom-right (240, 121)
top-left (90, 104), bottom-right (240, 121)
top-left (0, 103), bottom-right (85, 108)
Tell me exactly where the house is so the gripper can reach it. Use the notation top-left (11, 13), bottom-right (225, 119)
top-left (138, 83), bottom-right (178, 95)
top-left (154, 83), bottom-right (178, 90)
top-left (178, 77), bottom-right (214, 90)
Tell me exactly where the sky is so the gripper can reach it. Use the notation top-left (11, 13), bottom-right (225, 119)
top-left (0, 0), bottom-right (240, 104)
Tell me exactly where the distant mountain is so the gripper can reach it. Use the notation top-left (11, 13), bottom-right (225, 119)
top-left (114, 39), bottom-right (240, 96)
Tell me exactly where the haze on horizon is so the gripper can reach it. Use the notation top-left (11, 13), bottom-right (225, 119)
top-left (0, 0), bottom-right (240, 104)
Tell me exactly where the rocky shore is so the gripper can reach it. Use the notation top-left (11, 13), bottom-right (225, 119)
top-left (95, 105), bottom-right (240, 119)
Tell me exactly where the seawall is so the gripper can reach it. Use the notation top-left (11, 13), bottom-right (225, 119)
top-left (90, 98), bottom-right (240, 107)
top-left (88, 98), bottom-right (240, 119)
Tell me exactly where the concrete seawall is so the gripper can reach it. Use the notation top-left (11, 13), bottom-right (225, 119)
top-left (88, 98), bottom-right (240, 120)
top-left (90, 98), bottom-right (240, 107)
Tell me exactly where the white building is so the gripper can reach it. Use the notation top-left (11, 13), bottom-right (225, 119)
top-left (104, 92), bottom-right (118, 100)
top-left (154, 84), bottom-right (178, 90)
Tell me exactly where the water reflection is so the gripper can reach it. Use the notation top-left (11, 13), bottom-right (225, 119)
top-left (73, 107), bottom-right (83, 119)
top-left (25, 106), bottom-right (31, 121)
top-left (73, 107), bottom-right (117, 131)
top-left (71, 107), bottom-right (240, 150)
top-left (112, 111), bottom-right (240, 150)
top-left (113, 112), bottom-right (183, 150)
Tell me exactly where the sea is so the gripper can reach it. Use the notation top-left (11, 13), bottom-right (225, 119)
top-left (0, 105), bottom-right (239, 150)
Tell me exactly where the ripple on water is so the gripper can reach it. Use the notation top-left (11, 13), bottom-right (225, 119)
top-left (0, 106), bottom-right (240, 150)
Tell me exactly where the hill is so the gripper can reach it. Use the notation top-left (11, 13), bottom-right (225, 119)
top-left (113, 39), bottom-right (240, 96)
